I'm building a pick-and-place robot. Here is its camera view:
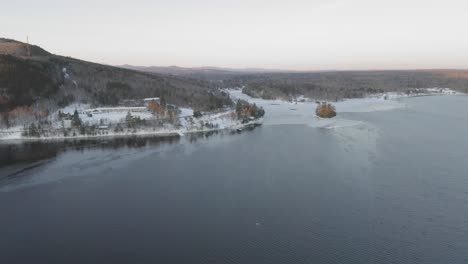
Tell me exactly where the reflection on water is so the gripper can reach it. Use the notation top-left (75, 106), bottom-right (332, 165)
top-left (0, 136), bottom-right (176, 191)
top-left (0, 135), bottom-right (181, 169)
top-left (0, 129), bottom-right (256, 191)
top-left (0, 129), bottom-right (252, 170)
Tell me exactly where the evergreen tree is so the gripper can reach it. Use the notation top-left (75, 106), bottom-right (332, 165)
top-left (80, 125), bottom-right (86, 135)
top-left (125, 111), bottom-right (133, 122)
top-left (114, 123), bottom-right (124, 133)
top-left (72, 110), bottom-right (82, 127)
top-left (236, 100), bottom-right (243, 114)
top-left (2, 113), bottom-right (10, 128)
top-left (28, 123), bottom-right (40, 137)
top-left (193, 110), bottom-right (202, 118)
top-left (125, 111), bottom-right (134, 128)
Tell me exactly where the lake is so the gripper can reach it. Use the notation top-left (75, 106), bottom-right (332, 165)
top-left (1, 95), bottom-right (468, 264)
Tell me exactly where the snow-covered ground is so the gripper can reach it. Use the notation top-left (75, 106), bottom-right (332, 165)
top-left (54, 103), bottom-right (154, 126)
top-left (0, 126), bottom-right (25, 140)
top-left (0, 103), bottom-right (259, 141)
top-left (179, 107), bottom-right (193, 117)
top-left (57, 104), bottom-right (194, 125)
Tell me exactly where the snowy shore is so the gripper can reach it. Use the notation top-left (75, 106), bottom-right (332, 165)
top-left (1, 87), bottom-right (460, 141)
top-left (0, 108), bottom-right (263, 142)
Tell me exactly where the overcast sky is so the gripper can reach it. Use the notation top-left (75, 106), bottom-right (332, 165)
top-left (3, 0), bottom-right (468, 70)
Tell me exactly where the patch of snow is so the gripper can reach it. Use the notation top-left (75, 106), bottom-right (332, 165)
top-left (56, 104), bottom-right (155, 125)
top-left (80, 111), bottom-right (154, 125)
top-left (179, 107), bottom-right (193, 117)
top-left (425, 87), bottom-right (459, 94)
top-left (59, 103), bottom-right (91, 114)
top-left (335, 97), bottom-right (402, 113)
top-left (0, 126), bottom-right (24, 140)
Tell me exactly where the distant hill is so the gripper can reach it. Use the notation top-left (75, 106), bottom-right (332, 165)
top-left (0, 39), bottom-right (231, 116)
top-left (223, 70), bottom-right (468, 101)
top-left (121, 64), bottom-right (468, 101)
top-left (120, 65), bottom-right (296, 81)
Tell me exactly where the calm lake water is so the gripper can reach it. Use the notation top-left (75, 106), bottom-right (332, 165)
top-left (1, 96), bottom-right (468, 264)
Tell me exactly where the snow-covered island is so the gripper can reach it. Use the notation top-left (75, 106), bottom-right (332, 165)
top-left (0, 97), bottom-right (265, 141)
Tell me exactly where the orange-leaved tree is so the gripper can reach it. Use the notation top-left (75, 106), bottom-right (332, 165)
top-left (148, 101), bottom-right (165, 118)
top-left (315, 102), bottom-right (336, 118)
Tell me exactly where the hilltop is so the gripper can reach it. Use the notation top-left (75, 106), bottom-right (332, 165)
top-left (0, 38), bottom-right (50, 57)
top-left (120, 65), bottom-right (296, 81)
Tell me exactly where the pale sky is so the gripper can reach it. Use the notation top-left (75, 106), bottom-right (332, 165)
top-left (2, 0), bottom-right (468, 70)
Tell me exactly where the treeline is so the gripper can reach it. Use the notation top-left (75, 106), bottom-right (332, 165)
top-left (221, 70), bottom-right (468, 100)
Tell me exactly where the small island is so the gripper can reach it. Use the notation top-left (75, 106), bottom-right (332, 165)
top-left (315, 102), bottom-right (337, 118)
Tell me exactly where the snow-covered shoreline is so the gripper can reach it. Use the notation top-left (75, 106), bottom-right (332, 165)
top-left (0, 112), bottom-right (263, 143)
top-left (1, 87), bottom-right (461, 141)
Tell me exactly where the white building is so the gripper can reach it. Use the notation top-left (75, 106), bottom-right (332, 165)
top-left (85, 107), bottom-right (147, 114)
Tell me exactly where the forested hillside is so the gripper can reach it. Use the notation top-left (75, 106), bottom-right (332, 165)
top-left (0, 38), bottom-right (231, 127)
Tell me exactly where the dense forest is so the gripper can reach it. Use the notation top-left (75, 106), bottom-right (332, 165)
top-left (222, 71), bottom-right (468, 101)
top-left (121, 64), bottom-right (468, 101)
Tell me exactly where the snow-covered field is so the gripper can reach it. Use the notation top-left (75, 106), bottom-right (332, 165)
top-left (179, 107), bottom-right (194, 117)
top-left (54, 103), bottom-right (154, 126)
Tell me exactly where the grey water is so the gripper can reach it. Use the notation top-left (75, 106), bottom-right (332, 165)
top-left (1, 96), bottom-right (468, 264)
